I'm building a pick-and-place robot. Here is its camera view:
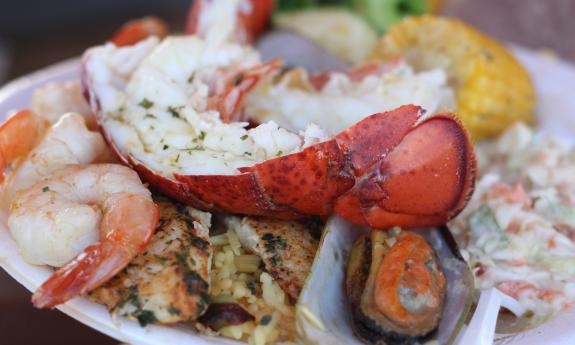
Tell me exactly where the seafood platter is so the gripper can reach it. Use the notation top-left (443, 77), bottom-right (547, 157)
top-left (1, 1), bottom-right (575, 344)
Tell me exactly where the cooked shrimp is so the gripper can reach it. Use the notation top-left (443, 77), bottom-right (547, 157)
top-left (7, 164), bottom-right (159, 308)
top-left (2, 112), bottom-right (107, 206)
top-left (0, 110), bottom-right (48, 182)
top-left (31, 81), bottom-right (96, 128)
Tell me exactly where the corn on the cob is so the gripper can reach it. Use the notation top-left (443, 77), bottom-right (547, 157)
top-left (370, 15), bottom-right (535, 140)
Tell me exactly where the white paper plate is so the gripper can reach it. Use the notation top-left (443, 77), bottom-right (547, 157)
top-left (0, 47), bottom-right (575, 345)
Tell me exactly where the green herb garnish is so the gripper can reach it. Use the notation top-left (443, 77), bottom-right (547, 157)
top-left (260, 315), bottom-right (272, 326)
top-left (168, 305), bottom-right (181, 316)
top-left (183, 146), bottom-right (205, 152)
top-left (139, 98), bottom-right (154, 109)
top-left (271, 256), bottom-right (282, 267)
top-left (167, 106), bottom-right (184, 119)
top-left (136, 310), bottom-right (157, 327)
top-left (187, 72), bottom-right (196, 83)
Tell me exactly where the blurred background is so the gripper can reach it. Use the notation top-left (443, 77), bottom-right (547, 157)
top-left (0, 0), bottom-right (573, 343)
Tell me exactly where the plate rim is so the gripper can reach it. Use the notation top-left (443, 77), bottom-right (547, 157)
top-left (1, 46), bottom-right (575, 345)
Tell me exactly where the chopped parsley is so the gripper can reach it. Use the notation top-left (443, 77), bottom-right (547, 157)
top-left (240, 134), bottom-right (249, 141)
top-left (262, 233), bottom-right (274, 241)
top-left (244, 152), bottom-right (252, 156)
top-left (117, 285), bottom-right (158, 327)
top-left (199, 131), bottom-right (206, 141)
top-left (187, 72), bottom-right (196, 83)
top-left (121, 285), bottom-right (139, 308)
top-left (271, 256), bottom-right (282, 267)
top-left (183, 146), bottom-right (205, 152)
top-left (191, 237), bottom-right (210, 252)
top-left (42, 186), bottom-right (50, 192)
top-left (260, 315), bottom-right (272, 326)
top-left (247, 280), bottom-right (257, 294)
top-left (167, 105), bottom-right (184, 119)
top-left (163, 144), bottom-right (169, 150)
top-left (136, 310), bottom-right (157, 327)
top-left (264, 235), bottom-right (287, 251)
top-left (262, 233), bottom-right (286, 267)
top-left (276, 150), bottom-right (283, 157)
top-left (138, 98), bottom-right (154, 109)
top-left (183, 270), bottom-right (209, 295)
top-left (176, 250), bottom-right (210, 310)
top-left (144, 113), bottom-right (156, 119)
top-left (198, 292), bottom-right (211, 313)
top-left (174, 251), bottom-right (188, 266)
top-left (168, 305), bottom-right (181, 316)
top-left (154, 255), bottom-right (168, 265)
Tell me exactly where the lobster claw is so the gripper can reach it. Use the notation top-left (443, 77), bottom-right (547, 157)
top-left (334, 113), bottom-right (476, 229)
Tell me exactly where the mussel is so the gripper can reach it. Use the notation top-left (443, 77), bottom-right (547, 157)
top-left (346, 230), bottom-right (445, 344)
top-left (296, 217), bottom-right (474, 345)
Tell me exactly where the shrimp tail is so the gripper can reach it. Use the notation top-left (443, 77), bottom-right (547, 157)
top-left (0, 110), bottom-right (48, 182)
top-left (31, 243), bottom-right (131, 309)
top-left (32, 193), bottom-right (160, 309)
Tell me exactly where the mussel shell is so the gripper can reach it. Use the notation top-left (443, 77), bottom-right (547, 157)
top-left (296, 217), bottom-right (474, 345)
top-left (496, 308), bottom-right (542, 335)
top-left (410, 227), bottom-right (474, 344)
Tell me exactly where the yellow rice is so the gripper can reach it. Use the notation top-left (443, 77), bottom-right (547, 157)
top-left (204, 228), bottom-right (296, 345)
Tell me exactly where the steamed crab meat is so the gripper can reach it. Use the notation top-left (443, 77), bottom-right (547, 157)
top-left (83, 33), bottom-right (476, 229)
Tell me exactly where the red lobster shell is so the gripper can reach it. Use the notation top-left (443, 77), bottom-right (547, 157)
top-left (86, 84), bottom-right (475, 229)
top-left (89, 3), bottom-right (477, 229)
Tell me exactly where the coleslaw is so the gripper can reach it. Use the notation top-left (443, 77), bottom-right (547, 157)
top-left (450, 122), bottom-right (575, 324)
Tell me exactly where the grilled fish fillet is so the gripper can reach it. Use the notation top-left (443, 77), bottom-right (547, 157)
top-left (89, 197), bottom-right (212, 325)
top-left (233, 217), bottom-right (319, 302)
